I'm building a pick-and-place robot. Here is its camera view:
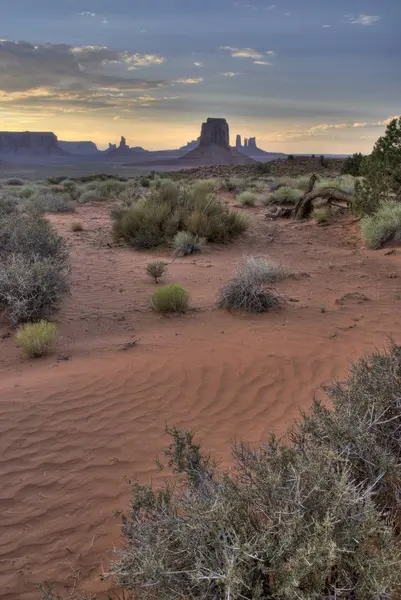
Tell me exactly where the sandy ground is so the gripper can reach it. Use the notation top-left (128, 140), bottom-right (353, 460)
top-left (1, 201), bottom-right (401, 599)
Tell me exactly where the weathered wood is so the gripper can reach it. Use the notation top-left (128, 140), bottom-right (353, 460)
top-left (293, 187), bottom-right (353, 220)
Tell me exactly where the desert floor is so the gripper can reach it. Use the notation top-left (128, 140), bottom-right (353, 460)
top-left (1, 200), bottom-right (400, 599)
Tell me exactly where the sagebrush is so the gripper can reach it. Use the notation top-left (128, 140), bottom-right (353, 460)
top-left (109, 343), bottom-right (401, 600)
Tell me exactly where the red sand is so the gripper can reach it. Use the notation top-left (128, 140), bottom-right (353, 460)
top-left (1, 204), bottom-right (401, 598)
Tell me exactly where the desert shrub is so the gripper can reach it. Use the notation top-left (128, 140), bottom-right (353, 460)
top-left (192, 179), bottom-right (224, 197)
top-left (320, 154), bottom-right (329, 167)
top-left (146, 261), bottom-right (167, 283)
top-left (217, 256), bottom-right (285, 313)
top-left (0, 213), bottom-right (68, 262)
top-left (95, 179), bottom-right (128, 198)
top-left (185, 200), bottom-right (249, 243)
top-left (0, 253), bottom-right (69, 324)
top-left (312, 206), bottom-right (330, 223)
top-left (237, 191), bottom-right (257, 207)
top-left (34, 192), bottom-right (76, 213)
top-left (0, 195), bottom-right (18, 216)
top-left (360, 201), bottom-right (401, 249)
top-left (112, 185), bottom-right (249, 250)
top-left (264, 186), bottom-right (304, 205)
top-left (342, 152), bottom-right (364, 176)
top-left (226, 177), bottom-right (248, 193)
top-left (113, 200), bottom-right (178, 249)
top-left (4, 177), bottom-right (24, 186)
top-left (139, 176), bottom-right (151, 188)
top-left (172, 231), bottom-right (205, 257)
top-left (150, 178), bottom-right (180, 204)
top-left (352, 178), bottom-right (384, 216)
top-left (16, 320), bottom-right (57, 358)
top-left (316, 175), bottom-right (356, 195)
top-left (18, 185), bottom-right (36, 199)
top-left (150, 284), bottom-right (189, 313)
top-left (255, 161), bottom-right (271, 174)
top-left (70, 221), bottom-right (84, 232)
top-left (110, 343), bottom-right (401, 600)
top-left (287, 153), bottom-right (295, 160)
top-left (78, 190), bottom-right (103, 204)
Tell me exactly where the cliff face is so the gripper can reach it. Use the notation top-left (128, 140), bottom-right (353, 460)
top-left (58, 141), bottom-right (99, 154)
top-left (0, 132), bottom-right (65, 156)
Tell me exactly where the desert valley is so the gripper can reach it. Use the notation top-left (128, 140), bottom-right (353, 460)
top-left (1, 110), bottom-right (401, 599)
top-left (1, 0), bottom-right (401, 592)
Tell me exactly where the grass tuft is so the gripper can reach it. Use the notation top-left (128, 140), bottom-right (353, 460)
top-left (150, 284), bottom-right (189, 313)
top-left (16, 321), bottom-right (57, 358)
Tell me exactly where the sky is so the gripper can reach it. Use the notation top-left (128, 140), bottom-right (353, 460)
top-left (0, 0), bottom-right (400, 152)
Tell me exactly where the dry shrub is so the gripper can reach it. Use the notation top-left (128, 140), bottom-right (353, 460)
top-left (0, 253), bottom-right (69, 325)
top-left (0, 213), bottom-right (69, 324)
top-left (16, 320), bottom-right (57, 358)
top-left (146, 261), bottom-right (167, 283)
top-left (150, 284), bottom-right (189, 312)
top-left (172, 231), bottom-right (206, 257)
top-left (32, 191), bottom-right (76, 213)
top-left (70, 221), bottom-right (84, 232)
top-left (217, 256), bottom-right (287, 313)
top-left (110, 343), bottom-right (401, 600)
top-left (237, 191), bottom-right (257, 207)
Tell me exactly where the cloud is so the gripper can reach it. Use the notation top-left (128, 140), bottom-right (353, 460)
top-left (0, 40), bottom-right (170, 116)
top-left (269, 115), bottom-right (398, 142)
top-left (221, 72), bottom-right (242, 77)
top-left (345, 14), bottom-right (380, 26)
top-left (253, 60), bottom-right (272, 66)
top-left (193, 62), bottom-right (203, 67)
top-left (220, 46), bottom-right (264, 59)
top-left (79, 11), bottom-right (96, 17)
top-left (322, 24), bottom-right (331, 28)
top-left (173, 78), bottom-right (204, 84)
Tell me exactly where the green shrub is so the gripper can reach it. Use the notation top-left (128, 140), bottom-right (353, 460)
top-left (16, 321), bottom-right (57, 358)
top-left (110, 343), bottom-right (401, 600)
top-left (146, 261), bottom-right (167, 283)
top-left (352, 178), bottom-right (384, 216)
top-left (112, 184), bottom-right (249, 249)
top-left (78, 190), bottom-right (103, 204)
top-left (312, 206), bottom-right (331, 223)
top-left (237, 191), bottom-right (257, 207)
top-left (95, 179), bottom-right (128, 198)
top-left (4, 177), bottom-right (24, 186)
top-left (172, 231), bottom-right (206, 257)
top-left (150, 284), bottom-right (189, 313)
top-left (361, 201), bottom-right (401, 249)
top-left (139, 176), bottom-right (151, 188)
top-left (265, 186), bottom-right (304, 205)
top-left (316, 175), bottom-right (356, 195)
top-left (70, 221), bottom-right (84, 232)
top-left (18, 185), bottom-right (37, 199)
top-left (217, 256), bottom-right (285, 313)
top-left (192, 178), bottom-right (224, 197)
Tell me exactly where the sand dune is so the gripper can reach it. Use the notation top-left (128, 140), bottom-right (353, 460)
top-left (1, 204), bottom-right (401, 598)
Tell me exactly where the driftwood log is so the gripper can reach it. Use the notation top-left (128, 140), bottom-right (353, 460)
top-left (265, 173), bottom-right (353, 221)
top-left (293, 187), bottom-right (353, 219)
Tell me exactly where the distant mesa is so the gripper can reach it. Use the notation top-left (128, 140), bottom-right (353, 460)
top-left (0, 131), bottom-right (66, 157)
top-left (106, 136), bottom-right (147, 157)
top-left (58, 141), bottom-right (99, 154)
top-left (179, 118), bottom-right (255, 165)
top-left (235, 134), bottom-right (281, 159)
